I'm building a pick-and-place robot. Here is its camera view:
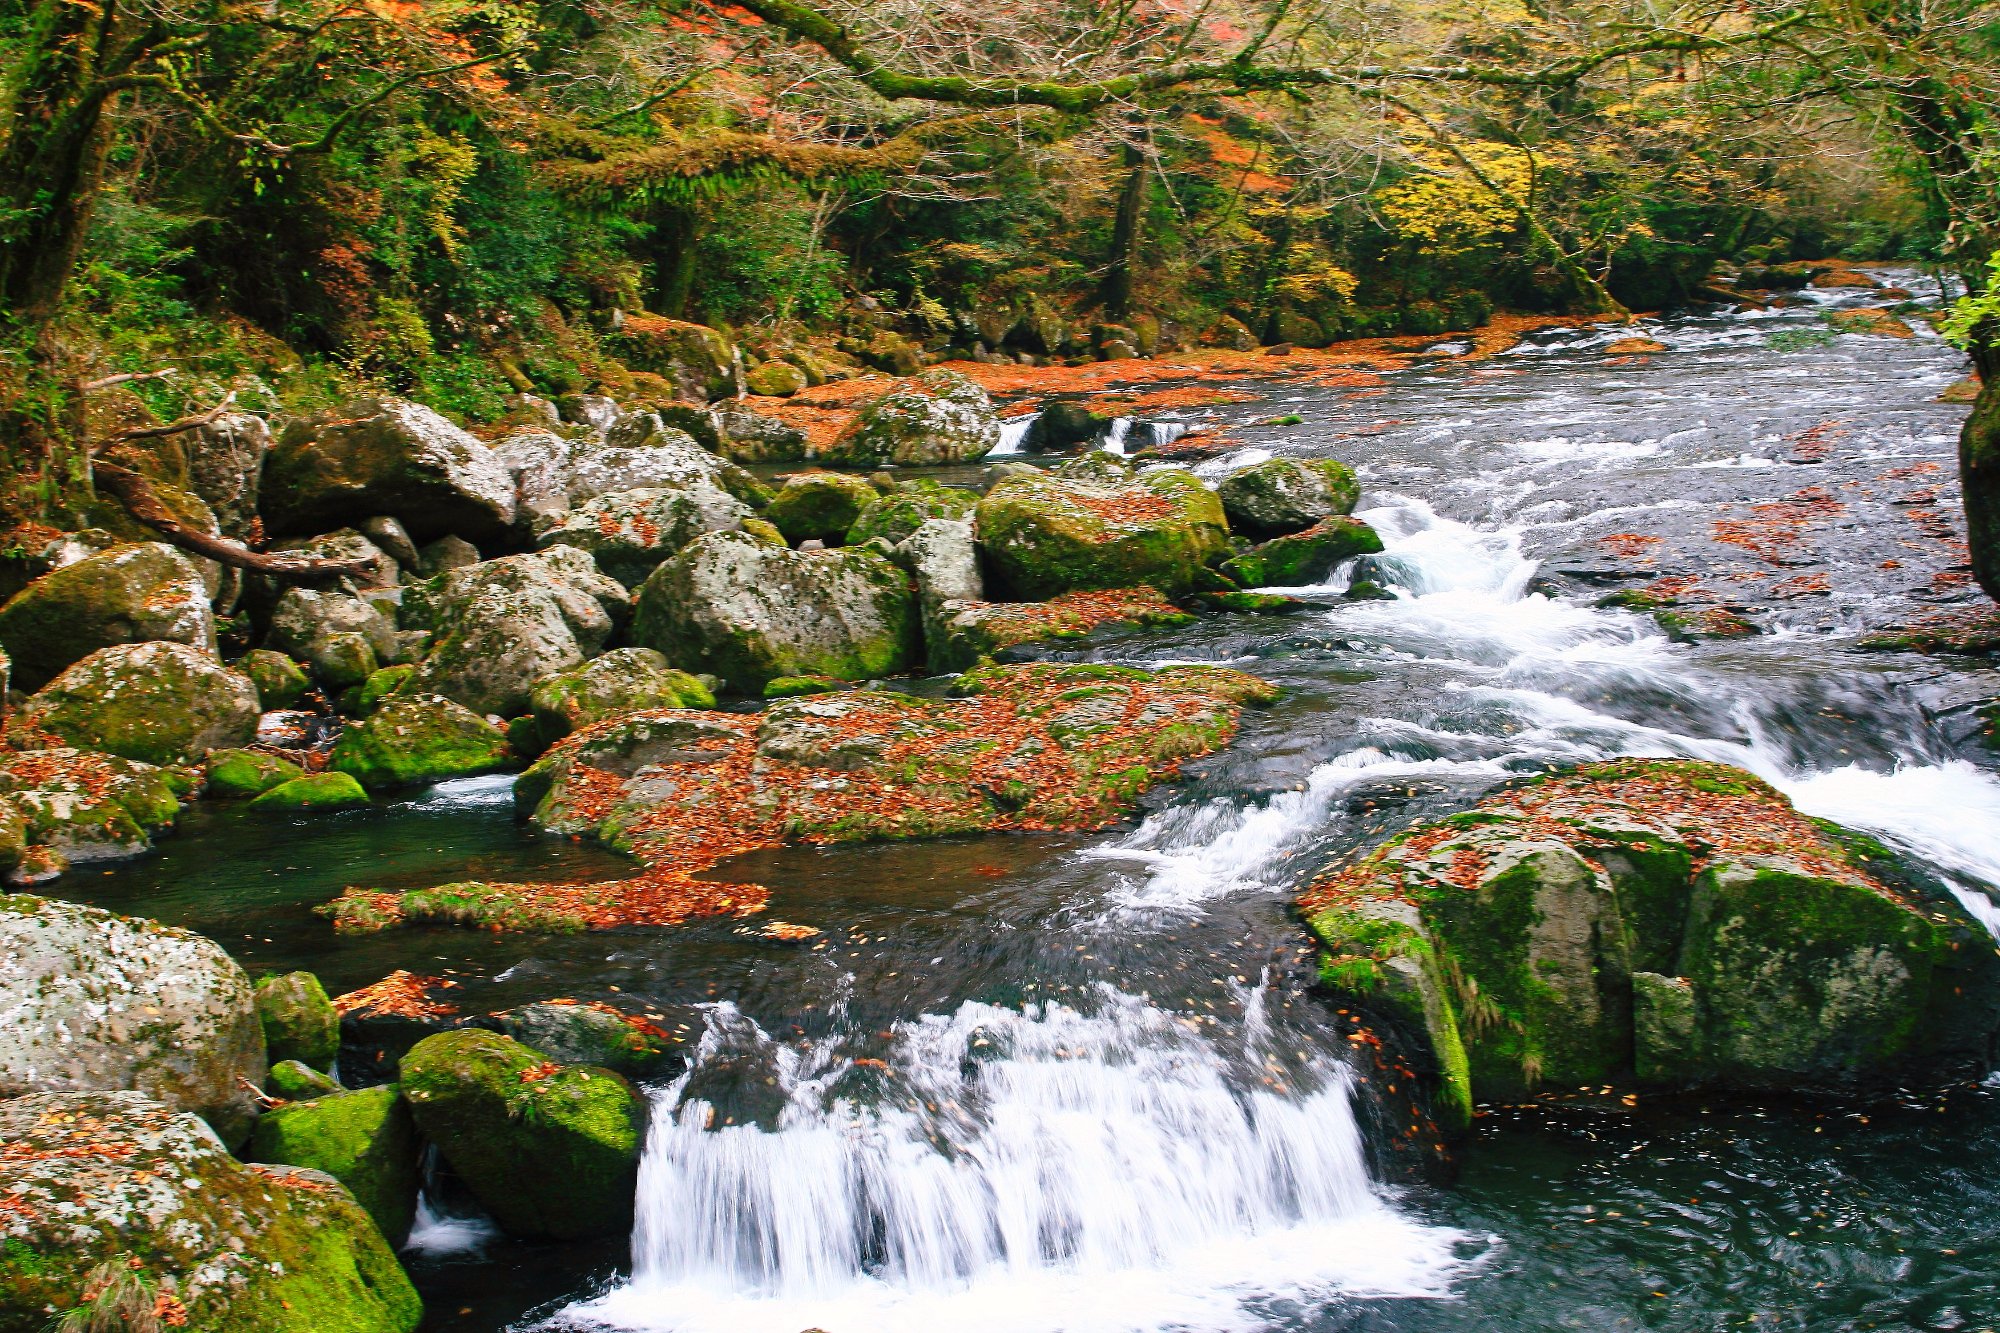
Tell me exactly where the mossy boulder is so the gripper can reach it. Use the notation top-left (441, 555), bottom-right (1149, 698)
top-left (356, 663), bottom-right (417, 712)
top-left (512, 417), bottom-right (769, 529)
top-left (268, 1058), bottom-right (341, 1100)
top-left (265, 395), bottom-right (517, 542)
top-left (250, 771), bottom-right (371, 812)
top-left (266, 582), bottom-right (403, 690)
top-left (928, 587), bottom-right (1196, 674)
top-left (1215, 457), bottom-right (1360, 539)
top-left (12, 642), bottom-right (258, 765)
top-left (1222, 515), bottom-right (1384, 587)
top-left (974, 468), bottom-right (1231, 600)
top-left (745, 360), bottom-right (808, 397)
top-left (0, 1091), bottom-right (421, 1333)
top-left (528, 648), bottom-right (715, 746)
top-left (0, 749), bottom-right (188, 877)
top-left (0, 896), bottom-right (265, 1144)
top-left (329, 694), bottom-right (511, 791)
top-left (240, 647), bottom-right (311, 709)
top-left (765, 471), bottom-right (882, 544)
top-left (255, 971), bottom-right (340, 1070)
top-left (1300, 760), bottom-right (2000, 1129)
top-left (819, 369), bottom-right (1000, 466)
top-left (632, 529), bottom-right (918, 694)
top-left (249, 1085), bottom-right (421, 1244)
top-left (0, 542), bottom-right (214, 691)
top-left (398, 1030), bottom-right (646, 1241)
top-left (485, 1001), bottom-right (675, 1077)
top-left (765, 674), bottom-right (846, 698)
top-left (848, 478), bottom-right (979, 546)
top-left (611, 314), bottom-right (741, 401)
top-left (205, 748), bottom-right (305, 797)
top-left (711, 401), bottom-right (809, 464)
top-left (404, 546), bottom-right (631, 716)
top-left (537, 482), bottom-right (751, 587)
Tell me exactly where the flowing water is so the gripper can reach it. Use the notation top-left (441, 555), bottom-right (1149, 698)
top-left (79, 274), bottom-right (2000, 1331)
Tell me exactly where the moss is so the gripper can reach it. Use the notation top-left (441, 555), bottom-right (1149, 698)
top-left (764, 470), bottom-right (881, 544)
top-left (250, 1085), bottom-right (421, 1243)
top-left (529, 649), bottom-right (714, 746)
top-left (268, 1058), bottom-right (341, 1100)
top-left (847, 479), bottom-right (978, 546)
top-left (356, 664), bottom-right (418, 712)
top-left (205, 748), bottom-right (306, 798)
top-left (249, 771), bottom-right (370, 812)
top-left (255, 971), bottom-right (339, 1069)
top-left (329, 695), bottom-right (511, 791)
top-left (765, 674), bottom-right (847, 698)
top-left (1223, 516), bottom-right (1384, 587)
top-left (240, 648), bottom-right (311, 709)
top-left (974, 470), bottom-right (1231, 600)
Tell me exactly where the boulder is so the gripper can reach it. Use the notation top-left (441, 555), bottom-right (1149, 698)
top-left (631, 530), bottom-right (918, 694)
top-left (513, 420), bottom-right (768, 530)
top-left (266, 583), bottom-right (403, 688)
top-left (249, 771), bottom-right (370, 813)
top-left (897, 517), bottom-right (984, 610)
top-left (849, 479), bottom-right (979, 546)
top-left (398, 1030), bottom-right (646, 1241)
top-left (0, 1092), bottom-right (421, 1333)
top-left (612, 314), bottom-right (741, 401)
top-left (974, 468), bottom-right (1231, 600)
top-left (265, 396), bottom-right (517, 542)
top-left (255, 971), bottom-right (340, 1070)
top-left (15, 642), bottom-right (259, 765)
top-left (239, 648), bottom-right (312, 709)
top-left (0, 895), bottom-right (265, 1143)
top-left (928, 587), bottom-right (1194, 674)
top-left (527, 648), bottom-right (715, 746)
top-left (819, 369), bottom-right (1000, 466)
top-left (538, 483), bottom-right (750, 586)
top-left (268, 1058), bottom-right (342, 1100)
top-left (711, 400), bottom-right (809, 464)
top-left (484, 1001), bottom-right (675, 1077)
top-left (1215, 457), bottom-right (1360, 539)
top-left (206, 748), bottom-right (306, 798)
top-left (1300, 760), bottom-right (2000, 1131)
top-left (404, 547), bottom-right (630, 716)
top-left (0, 749), bottom-right (188, 878)
top-left (329, 694), bottom-right (511, 791)
top-left (358, 514), bottom-right (421, 568)
top-left (186, 410), bottom-right (271, 538)
top-left (1031, 400), bottom-right (1113, 452)
top-left (0, 542), bottom-right (213, 691)
top-left (745, 360), bottom-right (808, 397)
top-left (418, 534), bottom-right (482, 576)
top-left (1221, 515), bottom-right (1384, 587)
top-left (765, 470), bottom-right (882, 544)
top-left (249, 1085), bottom-right (422, 1244)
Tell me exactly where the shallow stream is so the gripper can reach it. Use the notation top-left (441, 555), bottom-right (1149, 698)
top-left (79, 274), bottom-right (2000, 1332)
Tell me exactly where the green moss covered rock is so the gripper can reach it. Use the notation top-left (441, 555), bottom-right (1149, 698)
top-left (745, 360), bottom-right (808, 397)
top-left (1215, 457), bottom-right (1359, 538)
top-left (356, 663), bottom-right (417, 712)
top-left (1221, 515), bottom-right (1384, 587)
top-left (255, 971), bottom-right (339, 1069)
top-left (1300, 760), bottom-right (2000, 1128)
top-left (975, 468), bottom-right (1232, 600)
top-left (329, 694), bottom-right (511, 791)
top-left (250, 1085), bottom-right (421, 1244)
top-left (14, 641), bottom-right (259, 765)
top-left (250, 771), bottom-right (371, 812)
top-left (0, 542), bottom-right (215, 692)
top-left (0, 749), bottom-right (189, 876)
top-left (268, 1058), bottom-right (341, 1100)
top-left (0, 1091), bottom-right (421, 1333)
top-left (847, 478), bottom-right (979, 546)
top-left (399, 1030), bottom-right (645, 1241)
top-left (488, 1001), bottom-right (676, 1077)
top-left (819, 369), bottom-right (1000, 466)
top-left (764, 470), bottom-right (882, 544)
top-left (528, 648), bottom-right (715, 746)
top-left (206, 748), bottom-right (306, 798)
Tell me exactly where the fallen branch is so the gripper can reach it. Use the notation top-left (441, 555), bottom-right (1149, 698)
top-left (114, 392), bottom-right (237, 441)
top-left (89, 461), bottom-right (374, 581)
top-left (79, 368), bottom-right (177, 392)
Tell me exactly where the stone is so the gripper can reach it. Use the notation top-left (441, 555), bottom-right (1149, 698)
top-left (417, 534), bottom-right (482, 576)
top-left (631, 530), bottom-right (918, 694)
top-left (538, 483), bottom-right (750, 586)
top-left (15, 641), bottom-right (259, 765)
top-left (0, 896), bottom-right (265, 1143)
top-left (265, 396), bottom-right (517, 542)
top-left (711, 400), bottom-right (809, 463)
top-left (403, 547), bottom-right (631, 716)
top-left (612, 315), bottom-right (741, 401)
top-left (266, 582), bottom-right (403, 687)
top-left (398, 1030), bottom-right (646, 1241)
top-left (358, 514), bottom-right (421, 568)
top-left (255, 971), bottom-right (340, 1070)
top-left (186, 410), bottom-right (271, 538)
top-left (486, 1001), bottom-right (674, 1077)
top-left (0, 542), bottom-right (213, 691)
top-left (249, 771), bottom-right (371, 813)
top-left (268, 1058), bottom-right (341, 1100)
top-left (0, 749), bottom-right (188, 877)
top-left (513, 419), bottom-right (768, 529)
top-left (765, 470), bottom-right (883, 544)
top-left (745, 360), bottom-right (808, 397)
top-left (1204, 314), bottom-right (1258, 350)
top-left (528, 648), bottom-right (715, 746)
top-left (896, 517), bottom-right (984, 610)
top-left (819, 369), bottom-right (1000, 466)
top-left (206, 748), bottom-right (306, 798)
top-left (764, 674), bottom-right (845, 698)
top-left (927, 587), bottom-right (1194, 674)
top-left (240, 648), bottom-right (311, 709)
top-left (356, 663), bottom-right (417, 713)
top-left (1221, 516), bottom-right (1385, 587)
top-left (974, 468), bottom-right (1231, 600)
top-left (1215, 457), bottom-right (1360, 539)
top-left (848, 479), bottom-right (979, 546)
top-left (329, 694), bottom-right (511, 791)
top-left (0, 1091), bottom-right (421, 1333)
top-left (1032, 400), bottom-right (1113, 451)
top-left (249, 1085), bottom-right (421, 1244)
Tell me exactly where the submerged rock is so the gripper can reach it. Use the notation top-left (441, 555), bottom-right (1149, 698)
top-left (329, 694), bottom-right (511, 791)
top-left (249, 1084), bottom-right (422, 1244)
top-left (0, 1091), bottom-right (421, 1333)
top-left (820, 369), bottom-right (1000, 466)
top-left (1215, 456), bottom-right (1360, 539)
top-left (249, 771), bottom-right (371, 813)
top-left (975, 468), bottom-right (1230, 600)
top-left (399, 1030), bottom-right (645, 1241)
top-left (0, 895), bottom-right (265, 1143)
top-left (1299, 760), bottom-right (2000, 1130)
top-left (265, 396), bottom-right (517, 542)
top-left (14, 641), bottom-right (259, 765)
top-left (0, 748), bottom-right (190, 878)
top-left (0, 541), bottom-right (214, 691)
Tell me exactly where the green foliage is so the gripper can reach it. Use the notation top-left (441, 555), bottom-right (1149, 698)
top-left (1943, 253), bottom-right (2000, 351)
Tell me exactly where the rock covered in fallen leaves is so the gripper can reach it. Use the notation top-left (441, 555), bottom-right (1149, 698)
top-left (0, 541), bottom-right (214, 691)
top-left (0, 1091), bottom-right (422, 1333)
top-left (536, 482), bottom-right (751, 587)
top-left (328, 693), bottom-right (511, 791)
top-left (631, 529), bottom-right (918, 694)
top-left (527, 648), bottom-right (715, 748)
top-left (0, 895), bottom-right (265, 1144)
top-left (13, 641), bottom-right (259, 765)
top-left (265, 396), bottom-right (517, 542)
top-left (1214, 456), bottom-right (1360, 539)
top-left (333, 662), bottom-right (1276, 934)
top-left (249, 1084), bottom-right (421, 1245)
top-left (482, 1000), bottom-right (676, 1077)
top-left (398, 1030), bottom-right (645, 1241)
top-left (1300, 759), bottom-right (2000, 1130)
top-left (0, 748), bottom-right (191, 879)
top-left (974, 467), bottom-right (1231, 600)
top-left (927, 587), bottom-right (1194, 673)
top-left (818, 369), bottom-right (1001, 466)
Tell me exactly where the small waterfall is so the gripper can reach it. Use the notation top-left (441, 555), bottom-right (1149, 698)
top-left (403, 1147), bottom-right (500, 1258)
top-left (1130, 420), bottom-right (1189, 452)
top-left (990, 413), bottom-right (1040, 457)
top-left (1100, 417), bottom-right (1133, 455)
top-left (564, 994), bottom-right (1460, 1333)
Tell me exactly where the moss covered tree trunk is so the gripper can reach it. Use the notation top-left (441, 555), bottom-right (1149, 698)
top-left (1100, 144), bottom-right (1147, 320)
top-left (1958, 337), bottom-right (2000, 601)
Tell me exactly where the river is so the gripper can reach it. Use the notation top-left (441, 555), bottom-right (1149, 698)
top-left (77, 273), bottom-right (2000, 1332)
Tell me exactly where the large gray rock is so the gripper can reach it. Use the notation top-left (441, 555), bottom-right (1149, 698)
top-left (0, 749), bottom-right (189, 881)
top-left (0, 1092), bottom-right (422, 1333)
top-left (405, 547), bottom-right (630, 716)
top-left (631, 530), bottom-right (918, 694)
top-left (0, 542), bottom-right (213, 691)
top-left (1215, 457), bottom-right (1360, 539)
top-left (897, 518), bottom-right (983, 609)
top-left (186, 410), bottom-right (271, 538)
top-left (512, 420), bottom-right (766, 531)
top-left (537, 483), bottom-right (750, 586)
top-left (267, 582), bottom-right (404, 688)
top-left (0, 896), bottom-right (265, 1143)
top-left (14, 642), bottom-right (260, 765)
top-left (265, 395), bottom-right (517, 541)
top-left (974, 468), bottom-right (1231, 600)
top-left (712, 400), bottom-right (809, 463)
top-left (819, 369), bottom-right (1000, 466)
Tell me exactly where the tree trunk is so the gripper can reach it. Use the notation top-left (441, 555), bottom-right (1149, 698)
top-left (654, 206), bottom-right (699, 318)
top-left (1100, 144), bottom-right (1147, 320)
top-left (1958, 336), bottom-right (2000, 601)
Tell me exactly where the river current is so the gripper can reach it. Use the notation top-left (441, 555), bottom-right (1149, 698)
top-left (79, 275), bottom-right (2000, 1331)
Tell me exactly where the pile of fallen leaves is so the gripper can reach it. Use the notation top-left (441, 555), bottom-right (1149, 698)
top-left (958, 588), bottom-right (1189, 652)
top-left (330, 970), bottom-right (460, 1020)
top-left (1072, 489), bottom-right (1179, 529)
